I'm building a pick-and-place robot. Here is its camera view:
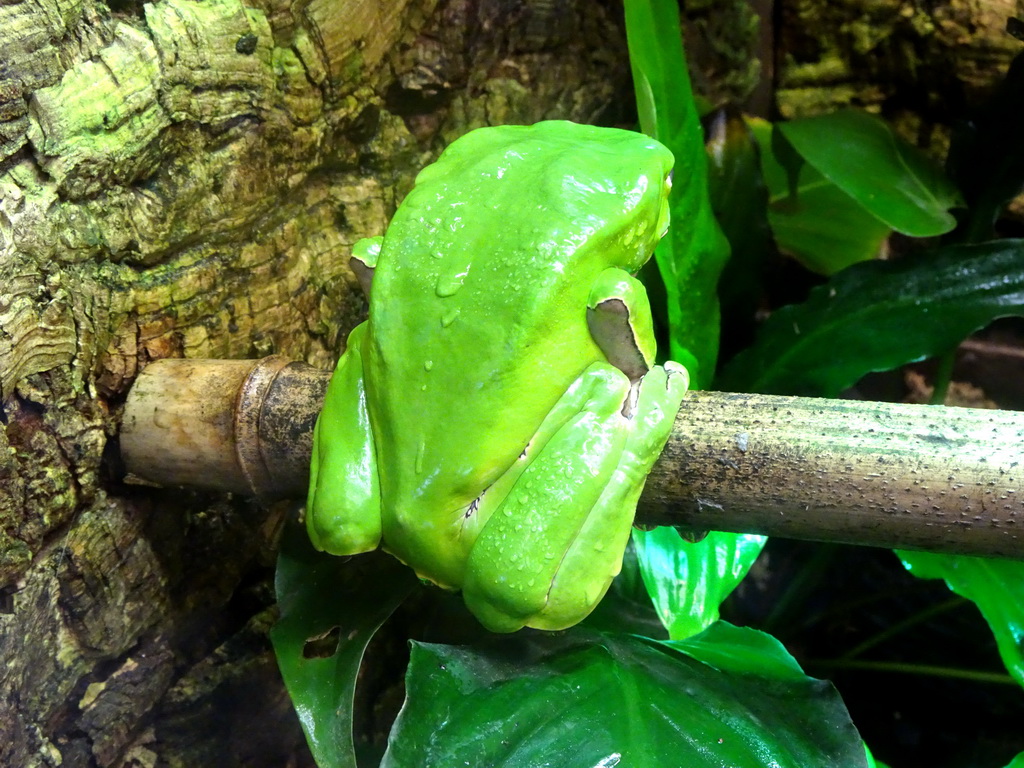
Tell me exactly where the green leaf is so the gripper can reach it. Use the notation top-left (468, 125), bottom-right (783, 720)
top-left (633, 527), bottom-right (766, 640)
top-left (717, 240), bottom-right (1024, 396)
top-left (770, 118), bottom-right (805, 204)
top-left (1005, 752), bottom-right (1024, 768)
top-left (864, 743), bottom-right (888, 768)
top-left (625, 0), bottom-right (730, 388)
top-left (669, 620), bottom-right (807, 681)
top-left (750, 118), bottom-right (892, 276)
top-left (383, 626), bottom-right (867, 767)
top-left (705, 110), bottom-right (776, 324)
top-left (897, 550), bottom-right (1024, 689)
top-left (271, 519), bottom-right (418, 768)
top-left (778, 110), bottom-right (962, 238)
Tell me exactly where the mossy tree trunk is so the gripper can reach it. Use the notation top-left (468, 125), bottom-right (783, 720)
top-left (0, 0), bottom-right (645, 764)
top-left (776, 0), bottom-right (1022, 147)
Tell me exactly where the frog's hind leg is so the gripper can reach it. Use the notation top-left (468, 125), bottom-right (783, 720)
top-left (537, 362), bottom-right (687, 630)
top-left (461, 364), bottom-right (629, 632)
top-left (306, 322), bottom-right (383, 555)
top-left (461, 361), bottom-right (686, 633)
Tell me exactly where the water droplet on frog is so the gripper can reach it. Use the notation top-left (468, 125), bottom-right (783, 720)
top-left (424, 360), bottom-right (433, 372)
top-left (414, 440), bottom-right (426, 474)
top-left (441, 308), bottom-right (460, 327)
top-left (436, 267), bottom-right (469, 297)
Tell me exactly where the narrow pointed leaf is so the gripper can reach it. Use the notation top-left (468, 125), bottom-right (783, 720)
top-left (669, 620), bottom-right (807, 681)
top-left (718, 240), bottom-right (1024, 396)
top-left (779, 110), bottom-right (962, 237)
top-left (625, 0), bottom-right (730, 387)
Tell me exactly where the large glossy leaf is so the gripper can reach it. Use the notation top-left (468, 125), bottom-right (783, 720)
top-left (624, 0), bottom-right (730, 387)
top-left (633, 527), bottom-right (766, 640)
top-left (383, 624), bottom-right (867, 767)
top-left (271, 519), bottom-right (418, 767)
top-left (749, 118), bottom-right (891, 276)
top-left (778, 110), bottom-right (962, 237)
top-left (717, 240), bottom-right (1024, 396)
top-left (1006, 752), bottom-right (1024, 768)
top-left (898, 550), bottom-right (1024, 689)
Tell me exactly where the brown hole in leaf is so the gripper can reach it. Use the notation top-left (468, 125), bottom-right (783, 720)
top-left (303, 626), bottom-right (342, 659)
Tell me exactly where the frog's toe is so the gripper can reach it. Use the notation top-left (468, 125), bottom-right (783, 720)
top-left (307, 479), bottom-right (382, 556)
top-left (662, 360), bottom-right (690, 399)
top-left (461, 585), bottom-right (533, 633)
top-left (643, 361), bottom-right (689, 404)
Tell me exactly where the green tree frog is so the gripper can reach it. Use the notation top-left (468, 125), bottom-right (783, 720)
top-left (307, 120), bottom-right (688, 633)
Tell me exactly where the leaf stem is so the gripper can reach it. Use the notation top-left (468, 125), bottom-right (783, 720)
top-left (760, 544), bottom-right (838, 637)
top-left (929, 348), bottom-right (956, 405)
top-left (838, 596), bottom-right (966, 661)
top-left (806, 659), bottom-right (1018, 686)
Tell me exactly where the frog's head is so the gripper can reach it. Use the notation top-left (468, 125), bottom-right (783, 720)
top-left (411, 121), bottom-right (674, 274)
top-left (529, 121), bottom-right (675, 274)
top-left (603, 138), bottom-right (674, 269)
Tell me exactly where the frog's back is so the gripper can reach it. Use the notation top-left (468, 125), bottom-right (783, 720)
top-left (364, 122), bottom-right (672, 582)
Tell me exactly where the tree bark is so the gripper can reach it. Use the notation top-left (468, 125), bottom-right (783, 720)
top-left (777, 0), bottom-right (1022, 148)
top-left (0, 0), bottom-right (658, 764)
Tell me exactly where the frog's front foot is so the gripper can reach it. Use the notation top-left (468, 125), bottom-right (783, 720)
top-left (306, 322), bottom-right (383, 556)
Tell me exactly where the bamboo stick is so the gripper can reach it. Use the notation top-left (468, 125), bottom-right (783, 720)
top-left (641, 391), bottom-right (1023, 558)
top-left (119, 357), bottom-right (1024, 558)
top-left (120, 357), bottom-right (328, 499)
